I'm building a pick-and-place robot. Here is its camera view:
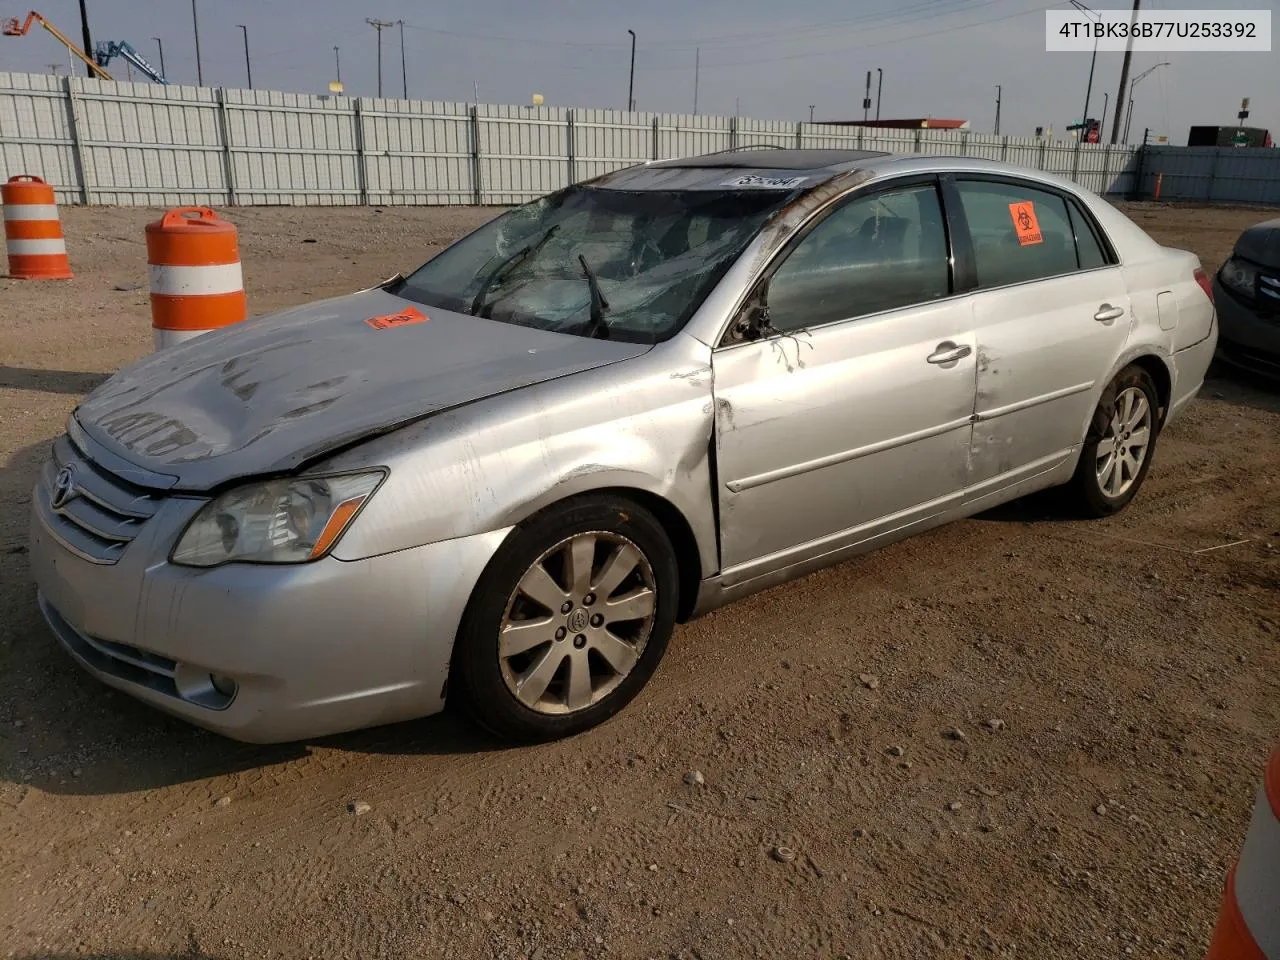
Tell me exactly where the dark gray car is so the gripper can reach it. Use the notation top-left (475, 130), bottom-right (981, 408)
top-left (1215, 218), bottom-right (1280, 378)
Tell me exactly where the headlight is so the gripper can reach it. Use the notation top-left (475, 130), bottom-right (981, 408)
top-left (1219, 257), bottom-right (1258, 297)
top-left (171, 471), bottom-right (385, 567)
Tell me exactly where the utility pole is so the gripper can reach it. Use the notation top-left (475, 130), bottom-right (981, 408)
top-left (994, 85), bottom-right (1002, 135)
top-left (809, 104), bottom-right (815, 122)
top-left (47, 63), bottom-right (61, 75)
top-left (693, 47), bottom-right (700, 115)
top-left (366, 19), bottom-right (394, 97)
top-left (626, 29), bottom-right (636, 111)
top-left (397, 20), bottom-right (407, 98)
top-left (863, 71), bottom-right (871, 122)
top-left (237, 25), bottom-right (252, 89)
top-left (77, 0), bottom-right (93, 78)
top-left (334, 45), bottom-right (341, 84)
top-left (1110, 0), bottom-right (1141, 144)
top-left (191, 0), bottom-right (203, 85)
top-left (1069, 0), bottom-right (1101, 141)
top-left (876, 68), bottom-right (883, 121)
top-left (152, 37), bottom-right (166, 79)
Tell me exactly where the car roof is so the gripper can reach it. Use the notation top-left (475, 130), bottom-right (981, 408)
top-left (648, 148), bottom-right (890, 172)
top-left (587, 148), bottom-right (1101, 202)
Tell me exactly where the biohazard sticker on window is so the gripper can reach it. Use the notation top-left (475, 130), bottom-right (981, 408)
top-left (365, 305), bottom-right (428, 330)
top-left (1008, 201), bottom-right (1043, 246)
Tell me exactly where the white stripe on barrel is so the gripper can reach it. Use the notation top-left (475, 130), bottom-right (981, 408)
top-left (2, 203), bottom-right (60, 221)
top-left (5, 238), bottom-right (68, 255)
top-left (147, 262), bottom-right (244, 297)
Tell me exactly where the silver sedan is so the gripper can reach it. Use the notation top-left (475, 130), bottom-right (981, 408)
top-left (29, 149), bottom-right (1218, 743)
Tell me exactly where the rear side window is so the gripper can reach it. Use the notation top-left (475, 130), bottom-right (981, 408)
top-left (1067, 199), bottom-right (1108, 269)
top-left (955, 181), bottom-right (1082, 289)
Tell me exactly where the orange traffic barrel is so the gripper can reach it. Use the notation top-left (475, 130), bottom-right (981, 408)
top-left (145, 207), bottom-right (247, 350)
top-left (1204, 746), bottom-right (1280, 960)
top-left (2, 175), bottom-right (73, 279)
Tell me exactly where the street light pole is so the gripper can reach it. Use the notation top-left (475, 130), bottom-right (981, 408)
top-left (77, 0), bottom-right (93, 78)
top-left (365, 19), bottom-right (394, 97)
top-left (627, 29), bottom-right (636, 111)
top-left (152, 37), bottom-right (166, 79)
top-left (1110, 0), bottom-right (1141, 143)
top-left (994, 84), bottom-right (1002, 135)
top-left (191, 0), bottom-right (203, 85)
top-left (1122, 62), bottom-right (1170, 144)
top-left (809, 104), bottom-right (815, 122)
top-left (236, 24), bottom-right (252, 89)
top-left (1070, 0), bottom-right (1101, 141)
top-left (876, 68), bottom-right (883, 121)
top-left (1099, 91), bottom-right (1109, 140)
top-left (334, 45), bottom-right (341, 85)
top-left (397, 20), bottom-right (407, 98)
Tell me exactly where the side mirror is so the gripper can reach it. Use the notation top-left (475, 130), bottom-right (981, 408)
top-left (729, 281), bottom-right (770, 343)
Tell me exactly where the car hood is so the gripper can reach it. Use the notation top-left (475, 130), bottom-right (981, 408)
top-left (1234, 218), bottom-right (1280, 267)
top-left (74, 289), bottom-right (650, 491)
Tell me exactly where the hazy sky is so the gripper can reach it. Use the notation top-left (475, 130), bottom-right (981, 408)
top-left (2, 0), bottom-right (1275, 144)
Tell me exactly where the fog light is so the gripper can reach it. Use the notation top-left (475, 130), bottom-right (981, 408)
top-left (210, 674), bottom-right (238, 697)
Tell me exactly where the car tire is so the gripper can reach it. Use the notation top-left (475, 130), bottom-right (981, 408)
top-left (1067, 364), bottom-right (1162, 518)
top-left (450, 494), bottom-right (679, 743)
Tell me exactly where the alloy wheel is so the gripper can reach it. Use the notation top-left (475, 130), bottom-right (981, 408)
top-left (1095, 385), bottom-right (1153, 498)
top-left (498, 531), bottom-right (657, 715)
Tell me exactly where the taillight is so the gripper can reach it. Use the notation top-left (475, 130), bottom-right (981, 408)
top-left (1194, 267), bottom-right (1214, 304)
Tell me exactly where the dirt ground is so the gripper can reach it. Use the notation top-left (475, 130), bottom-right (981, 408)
top-left (1, 201), bottom-right (1278, 960)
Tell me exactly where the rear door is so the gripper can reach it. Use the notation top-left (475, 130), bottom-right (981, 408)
top-left (947, 177), bottom-right (1132, 496)
top-left (711, 178), bottom-right (977, 581)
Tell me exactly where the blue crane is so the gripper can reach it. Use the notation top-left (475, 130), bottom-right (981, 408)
top-left (94, 40), bottom-right (168, 84)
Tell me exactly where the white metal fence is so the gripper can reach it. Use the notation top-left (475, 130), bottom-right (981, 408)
top-left (9, 69), bottom-right (1249, 209)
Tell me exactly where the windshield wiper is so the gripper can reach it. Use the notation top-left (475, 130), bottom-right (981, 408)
top-left (470, 224), bottom-right (561, 317)
top-left (577, 253), bottom-right (611, 339)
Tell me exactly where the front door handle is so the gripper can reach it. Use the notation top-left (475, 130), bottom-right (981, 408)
top-left (927, 342), bottom-right (973, 365)
top-left (1094, 304), bottom-right (1126, 323)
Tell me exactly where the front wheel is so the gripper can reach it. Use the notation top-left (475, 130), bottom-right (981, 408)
top-left (450, 495), bottom-right (679, 743)
top-left (1066, 364), bottom-right (1161, 517)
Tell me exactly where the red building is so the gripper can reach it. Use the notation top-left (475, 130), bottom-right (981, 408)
top-left (813, 118), bottom-right (970, 130)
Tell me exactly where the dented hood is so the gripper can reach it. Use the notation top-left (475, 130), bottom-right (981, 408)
top-left (75, 289), bottom-right (649, 491)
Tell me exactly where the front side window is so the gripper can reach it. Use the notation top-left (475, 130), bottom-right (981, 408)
top-left (390, 186), bottom-right (792, 343)
top-left (955, 180), bottom-right (1084, 288)
top-left (765, 184), bottom-right (951, 332)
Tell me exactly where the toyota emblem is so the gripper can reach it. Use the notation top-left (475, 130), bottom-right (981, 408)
top-left (50, 465), bottom-right (77, 510)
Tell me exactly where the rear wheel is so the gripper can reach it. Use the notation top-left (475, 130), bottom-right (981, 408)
top-left (450, 495), bottom-right (678, 742)
top-left (1067, 364), bottom-right (1160, 517)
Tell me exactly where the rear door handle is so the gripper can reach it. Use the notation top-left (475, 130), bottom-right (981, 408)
top-left (1094, 304), bottom-right (1126, 323)
top-left (927, 342), bottom-right (972, 365)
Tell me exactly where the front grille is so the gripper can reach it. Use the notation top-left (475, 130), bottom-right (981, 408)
top-left (39, 434), bottom-right (164, 564)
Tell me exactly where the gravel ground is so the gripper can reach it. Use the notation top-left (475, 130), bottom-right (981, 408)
top-left (1, 202), bottom-right (1278, 960)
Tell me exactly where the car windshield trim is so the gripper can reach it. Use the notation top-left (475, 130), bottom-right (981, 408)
top-left (389, 186), bottom-right (797, 344)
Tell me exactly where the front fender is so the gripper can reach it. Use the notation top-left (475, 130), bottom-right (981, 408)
top-left (321, 337), bottom-right (720, 578)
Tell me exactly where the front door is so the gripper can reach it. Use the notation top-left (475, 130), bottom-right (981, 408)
top-left (949, 178), bottom-right (1134, 494)
top-left (711, 179), bottom-right (978, 583)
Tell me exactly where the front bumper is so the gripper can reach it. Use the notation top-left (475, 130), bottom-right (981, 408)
top-left (1213, 279), bottom-right (1280, 379)
top-left (29, 460), bottom-right (509, 744)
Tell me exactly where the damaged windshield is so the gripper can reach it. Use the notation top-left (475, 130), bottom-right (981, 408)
top-left (390, 186), bottom-right (793, 343)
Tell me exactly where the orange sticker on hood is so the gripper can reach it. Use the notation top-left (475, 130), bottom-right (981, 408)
top-left (1009, 201), bottom-right (1043, 246)
top-left (365, 305), bottom-right (428, 330)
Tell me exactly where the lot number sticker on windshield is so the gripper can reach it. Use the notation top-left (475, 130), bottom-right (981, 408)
top-left (1008, 201), bottom-right (1043, 246)
top-left (365, 305), bottom-right (428, 330)
top-left (724, 174), bottom-right (807, 189)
